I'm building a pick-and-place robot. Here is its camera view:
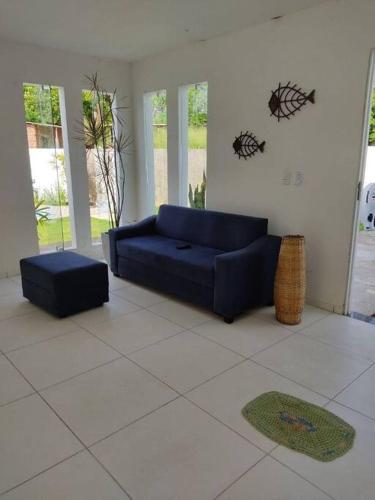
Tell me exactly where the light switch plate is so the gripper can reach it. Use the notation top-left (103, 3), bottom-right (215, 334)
top-left (295, 171), bottom-right (304, 186)
top-left (282, 171), bottom-right (292, 185)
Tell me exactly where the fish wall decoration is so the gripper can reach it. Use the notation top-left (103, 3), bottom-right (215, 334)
top-left (233, 131), bottom-right (266, 159)
top-left (269, 82), bottom-right (315, 121)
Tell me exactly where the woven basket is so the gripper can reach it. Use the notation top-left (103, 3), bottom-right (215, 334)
top-left (274, 235), bottom-right (306, 325)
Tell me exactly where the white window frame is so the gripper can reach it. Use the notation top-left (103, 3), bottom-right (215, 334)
top-left (178, 85), bottom-right (189, 206)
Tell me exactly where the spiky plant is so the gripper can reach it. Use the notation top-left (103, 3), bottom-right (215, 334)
top-left (34, 190), bottom-right (50, 225)
top-left (188, 172), bottom-right (206, 209)
top-left (77, 73), bottom-right (131, 229)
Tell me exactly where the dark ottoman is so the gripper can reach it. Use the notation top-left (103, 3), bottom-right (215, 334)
top-left (20, 251), bottom-right (109, 317)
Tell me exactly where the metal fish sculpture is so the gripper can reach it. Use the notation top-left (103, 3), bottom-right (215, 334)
top-left (233, 131), bottom-right (266, 159)
top-left (269, 82), bottom-right (315, 121)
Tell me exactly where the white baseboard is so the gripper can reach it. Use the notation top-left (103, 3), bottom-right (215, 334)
top-left (306, 297), bottom-right (344, 315)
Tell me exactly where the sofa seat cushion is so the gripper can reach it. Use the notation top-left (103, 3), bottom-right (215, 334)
top-left (117, 235), bottom-right (224, 287)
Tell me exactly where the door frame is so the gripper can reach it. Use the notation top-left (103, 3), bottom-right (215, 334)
top-left (345, 49), bottom-right (375, 314)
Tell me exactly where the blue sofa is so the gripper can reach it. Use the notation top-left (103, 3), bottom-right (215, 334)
top-left (109, 204), bottom-right (281, 323)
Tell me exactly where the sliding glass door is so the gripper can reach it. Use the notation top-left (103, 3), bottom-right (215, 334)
top-left (23, 83), bottom-right (73, 252)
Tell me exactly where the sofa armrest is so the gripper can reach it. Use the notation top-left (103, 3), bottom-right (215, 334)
top-left (214, 235), bottom-right (281, 319)
top-left (109, 215), bottom-right (157, 273)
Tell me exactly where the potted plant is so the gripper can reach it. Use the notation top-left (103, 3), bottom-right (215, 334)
top-left (77, 73), bottom-right (131, 262)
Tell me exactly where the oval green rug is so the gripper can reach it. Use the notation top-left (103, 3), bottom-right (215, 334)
top-left (242, 392), bottom-right (355, 462)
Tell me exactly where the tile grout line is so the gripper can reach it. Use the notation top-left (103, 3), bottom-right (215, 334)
top-left (35, 358), bottom-right (249, 454)
top-left (182, 347), bottom-right (375, 498)
top-left (182, 378), bottom-right (335, 499)
top-left (109, 284), bottom-right (217, 330)
top-left (192, 326), bottom-right (296, 359)
top-left (213, 455), bottom-right (268, 500)
top-left (145, 308), bottom-right (215, 330)
top-left (298, 330), bottom-right (375, 363)
top-left (230, 329), bottom-right (375, 500)
top-left (4, 301), bottom-right (374, 435)
top-left (331, 357), bottom-right (375, 399)
top-left (82, 319), bottom-right (188, 356)
top-left (4, 308), bottom-right (272, 453)
top-left (0, 390), bottom-right (36, 409)
top-left (328, 399), bottom-right (375, 423)
top-left (181, 358), bottom-right (249, 395)
top-left (188, 329), bottom-right (249, 358)
top-left (211, 426), bottom-right (336, 500)
top-left (1, 300), bottom-right (335, 407)
top-left (72, 304), bottom-right (257, 398)
top-left (0, 351), bottom-right (134, 500)
top-left (213, 450), bottom-right (337, 500)
top-left (0, 450), bottom-right (84, 498)
top-left (182, 391), bottom-right (270, 455)
top-left (284, 310), bottom-right (333, 334)
top-left (0, 297), bottom-right (371, 500)
top-left (2, 309), bottom-right (190, 409)
top-left (0, 306), bottom-right (42, 324)
top-left (247, 358), bottom-right (331, 401)
top-left (268, 455), bottom-right (337, 500)
top-left (246, 327), bottom-right (375, 401)
top-left (250, 323), bottom-right (374, 365)
top-left (31, 355), bottom-right (124, 394)
top-left (110, 288), bottom-right (170, 308)
top-left (0, 297), bottom-right (325, 353)
top-left (68, 320), bottom-right (277, 455)
top-left (70, 295), bottom-right (214, 333)
top-left (86, 395), bottom-right (182, 449)
top-left (317, 360), bottom-right (375, 415)
top-left (3, 326), bottom-right (83, 355)
top-left (3, 300), bottom-right (374, 420)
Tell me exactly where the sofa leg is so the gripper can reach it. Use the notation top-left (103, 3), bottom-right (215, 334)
top-left (224, 316), bottom-right (234, 324)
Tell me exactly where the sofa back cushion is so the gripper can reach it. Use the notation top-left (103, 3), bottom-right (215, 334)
top-left (156, 204), bottom-right (268, 251)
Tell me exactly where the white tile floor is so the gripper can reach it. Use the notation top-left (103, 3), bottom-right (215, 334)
top-left (1, 275), bottom-right (375, 499)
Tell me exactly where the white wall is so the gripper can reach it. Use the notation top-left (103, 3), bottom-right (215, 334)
top-left (0, 39), bottom-right (136, 276)
top-left (131, 0), bottom-right (375, 313)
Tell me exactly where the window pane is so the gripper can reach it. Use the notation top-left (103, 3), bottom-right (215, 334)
top-left (152, 90), bottom-right (168, 211)
top-left (23, 83), bottom-right (73, 253)
top-left (82, 89), bottom-right (113, 244)
top-left (187, 83), bottom-right (207, 209)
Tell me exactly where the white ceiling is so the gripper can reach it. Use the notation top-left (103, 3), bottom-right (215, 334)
top-left (0, 0), bottom-right (329, 62)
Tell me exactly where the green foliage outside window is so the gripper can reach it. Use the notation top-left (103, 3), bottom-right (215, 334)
top-left (23, 85), bottom-right (113, 147)
top-left (369, 89), bottom-right (375, 146)
top-left (151, 83), bottom-right (207, 127)
top-left (23, 85), bottom-right (61, 125)
top-left (152, 91), bottom-right (167, 125)
top-left (82, 89), bottom-right (114, 148)
top-left (188, 83), bottom-right (208, 127)
top-left (189, 172), bottom-right (206, 209)
top-left (152, 84), bottom-right (207, 149)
